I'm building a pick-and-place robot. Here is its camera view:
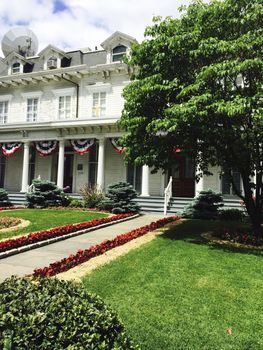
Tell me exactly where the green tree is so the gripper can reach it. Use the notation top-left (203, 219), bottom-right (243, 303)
top-left (120, 0), bottom-right (263, 236)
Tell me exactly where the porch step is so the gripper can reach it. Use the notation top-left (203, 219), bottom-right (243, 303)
top-left (8, 193), bottom-right (27, 206)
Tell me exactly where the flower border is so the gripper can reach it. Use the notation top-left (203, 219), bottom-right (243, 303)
top-left (0, 213), bottom-right (133, 254)
top-left (33, 216), bottom-right (179, 277)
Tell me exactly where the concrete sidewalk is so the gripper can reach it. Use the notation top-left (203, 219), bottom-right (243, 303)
top-left (0, 213), bottom-right (165, 282)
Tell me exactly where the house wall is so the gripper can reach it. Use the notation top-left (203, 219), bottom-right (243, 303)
top-left (203, 166), bottom-right (221, 193)
top-left (4, 150), bottom-right (23, 191)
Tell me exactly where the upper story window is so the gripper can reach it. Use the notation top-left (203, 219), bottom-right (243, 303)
top-left (59, 96), bottom-right (71, 119)
top-left (47, 56), bottom-right (58, 69)
top-left (92, 92), bottom-right (106, 117)
top-left (112, 45), bottom-right (127, 62)
top-left (0, 101), bottom-right (8, 124)
top-left (27, 98), bottom-right (39, 122)
top-left (12, 62), bottom-right (21, 74)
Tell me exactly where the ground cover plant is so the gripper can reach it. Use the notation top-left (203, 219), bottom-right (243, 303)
top-left (83, 219), bottom-right (263, 350)
top-left (0, 217), bottom-right (20, 230)
top-left (0, 209), bottom-right (107, 240)
top-left (0, 277), bottom-right (139, 350)
top-left (0, 213), bottom-right (133, 254)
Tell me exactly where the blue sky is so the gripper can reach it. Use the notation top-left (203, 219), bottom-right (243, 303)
top-left (0, 0), bottom-right (192, 56)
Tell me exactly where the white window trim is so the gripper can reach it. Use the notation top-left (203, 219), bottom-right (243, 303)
top-left (21, 91), bottom-right (43, 99)
top-left (44, 56), bottom-right (61, 70)
top-left (52, 88), bottom-right (75, 119)
top-left (21, 92), bottom-right (42, 122)
top-left (92, 91), bottom-right (107, 118)
top-left (85, 83), bottom-right (111, 93)
top-left (0, 94), bottom-right (13, 102)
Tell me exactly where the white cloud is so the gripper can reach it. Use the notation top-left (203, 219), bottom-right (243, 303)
top-left (0, 0), bottom-right (192, 56)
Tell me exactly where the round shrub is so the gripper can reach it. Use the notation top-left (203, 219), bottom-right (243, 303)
top-left (219, 208), bottom-right (245, 221)
top-left (0, 277), bottom-right (139, 350)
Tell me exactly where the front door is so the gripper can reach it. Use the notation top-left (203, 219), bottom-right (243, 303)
top-left (171, 156), bottom-right (195, 197)
top-left (63, 154), bottom-right (74, 192)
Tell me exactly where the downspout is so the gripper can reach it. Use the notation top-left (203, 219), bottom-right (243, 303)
top-left (61, 74), bottom-right (79, 118)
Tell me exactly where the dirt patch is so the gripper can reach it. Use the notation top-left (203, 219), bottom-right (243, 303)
top-left (0, 219), bottom-right (30, 240)
top-left (57, 220), bottom-right (183, 283)
top-left (202, 232), bottom-right (263, 251)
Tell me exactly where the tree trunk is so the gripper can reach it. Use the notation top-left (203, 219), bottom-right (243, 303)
top-left (242, 175), bottom-right (263, 238)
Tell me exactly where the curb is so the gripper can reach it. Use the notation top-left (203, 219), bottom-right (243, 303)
top-left (0, 214), bottom-right (139, 260)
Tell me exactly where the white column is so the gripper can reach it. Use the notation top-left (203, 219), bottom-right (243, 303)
top-left (97, 137), bottom-right (105, 190)
top-left (195, 175), bottom-right (204, 197)
top-left (57, 139), bottom-right (65, 189)
top-left (21, 141), bottom-right (30, 192)
top-left (141, 165), bottom-right (150, 196)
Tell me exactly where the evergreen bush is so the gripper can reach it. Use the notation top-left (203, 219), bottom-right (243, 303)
top-left (98, 182), bottom-right (140, 213)
top-left (26, 179), bottom-right (70, 208)
top-left (181, 189), bottom-right (223, 219)
top-left (0, 277), bottom-right (139, 350)
top-left (0, 188), bottom-right (11, 207)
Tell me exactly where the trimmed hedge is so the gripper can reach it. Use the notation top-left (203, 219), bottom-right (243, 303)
top-left (0, 277), bottom-right (139, 350)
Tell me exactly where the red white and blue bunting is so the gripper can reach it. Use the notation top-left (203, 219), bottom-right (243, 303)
top-left (70, 139), bottom-right (96, 155)
top-left (35, 140), bottom-right (58, 157)
top-left (109, 138), bottom-right (126, 154)
top-left (1, 142), bottom-right (22, 156)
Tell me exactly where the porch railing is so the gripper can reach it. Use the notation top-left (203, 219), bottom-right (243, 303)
top-left (27, 183), bottom-right (35, 193)
top-left (164, 176), bottom-right (173, 215)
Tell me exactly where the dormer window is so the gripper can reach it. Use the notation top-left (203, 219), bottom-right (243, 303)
top-left (112, 45), bottom-right (127, 62)
top-left (47, 56), bottom-right (58, 69)
top-left (12, 62), bottom-right (21, 74)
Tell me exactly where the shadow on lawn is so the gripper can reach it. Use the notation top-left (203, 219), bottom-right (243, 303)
top-left (161, 219), bottom-right (263, 257)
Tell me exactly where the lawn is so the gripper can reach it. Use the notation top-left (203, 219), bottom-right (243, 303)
top-left (83, 219), bottom-right (263, 350)
top-left (0, 209), bottom-right (107, 240)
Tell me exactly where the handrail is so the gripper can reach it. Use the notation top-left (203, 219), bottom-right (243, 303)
top-left (27, 183), bottom-right (35, 193)
top-left (164, 176), bottom-right (173, 215)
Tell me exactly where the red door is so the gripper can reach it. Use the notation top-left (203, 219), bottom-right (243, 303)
top-left (171, 156), bottom-right (195, 197)
top-left (63, 154), bottom-right (73, 192)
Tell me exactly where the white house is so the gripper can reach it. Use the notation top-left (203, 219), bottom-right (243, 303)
top-left (0, 27), bottom-right (241, 209)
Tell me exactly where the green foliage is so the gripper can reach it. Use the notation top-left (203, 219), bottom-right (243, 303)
top-left (68, 199), bottom-right (83, 208)
top-left (181, 190), bottom-right (223, 219)
top-left (0, 277), bottom-right (139, 350)
top-left (26, 179), bottom-right (70, 208)
top-left (120, 0), bottom-right (263, 235)
top-left (0, 188), bottom-right (11, 207)
top-left (219, 208), bottom-right (245, 221)
top-left (79, 184), bottom-right (105, 208)
top-left (98, 182), bottom-right (140, 213)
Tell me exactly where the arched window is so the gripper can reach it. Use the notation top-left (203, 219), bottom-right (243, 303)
top-left (112, 45), bottom-right (127, 62)
top-left (12, 62), bottom-right (21, 74)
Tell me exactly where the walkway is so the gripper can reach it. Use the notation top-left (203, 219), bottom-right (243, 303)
top-left (0, 213), bottom-right (165, 282)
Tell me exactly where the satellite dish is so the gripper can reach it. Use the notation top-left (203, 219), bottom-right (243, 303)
top-left (1, 27), bottom-right (38, 58)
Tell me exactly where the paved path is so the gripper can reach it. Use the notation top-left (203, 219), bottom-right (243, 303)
top-left (0, 213), bottom-right (165, 282)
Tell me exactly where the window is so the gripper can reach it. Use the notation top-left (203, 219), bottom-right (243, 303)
top-left (127, 163), bottom-right (142, 193)
top-left (27, 98), bottom-right (38, 122)
top-left (222, 169), bottom-right (242, 195)
top-left (112, 45), bottom-right (127, 62)
top-left (0, 101), bottom-right (8, 124)
top-left (92, 92), bottom-right (106, 117)
top-left (59, 96), bottom-right (71, 119)
top-left (12, 62), bottom-right (21, 74)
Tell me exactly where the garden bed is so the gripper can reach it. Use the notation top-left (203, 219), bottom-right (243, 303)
top-left (0, 213), bottom-right (134, 255)
top-left (33, 216), bottom-right (179, 277)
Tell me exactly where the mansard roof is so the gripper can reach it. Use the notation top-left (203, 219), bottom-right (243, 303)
top-left (38, 44), bottom-right (69, 58)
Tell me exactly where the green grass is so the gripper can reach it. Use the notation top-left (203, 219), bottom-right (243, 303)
top-left (83, 219), bottom-right (263, 350)
top-left (0, 209), bottom-right (107, 240)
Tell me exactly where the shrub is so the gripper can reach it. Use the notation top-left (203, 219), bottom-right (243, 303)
top-left (26, 179), bottom-right (70, 208)
top-left (98, 182), bottom-right (140, 213)
top-left (219, 208), bottom-right (245, 221)
top-left (68, 198), bottom-right (83, 208)
top-left (0, 188), bottom-right (11, 207)
top-left (0, 277), bottom-right (139, 350)
top-left (80, 184), bottom-right (105, 208)
top-left (181, 189), bottom-right (223, 219)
